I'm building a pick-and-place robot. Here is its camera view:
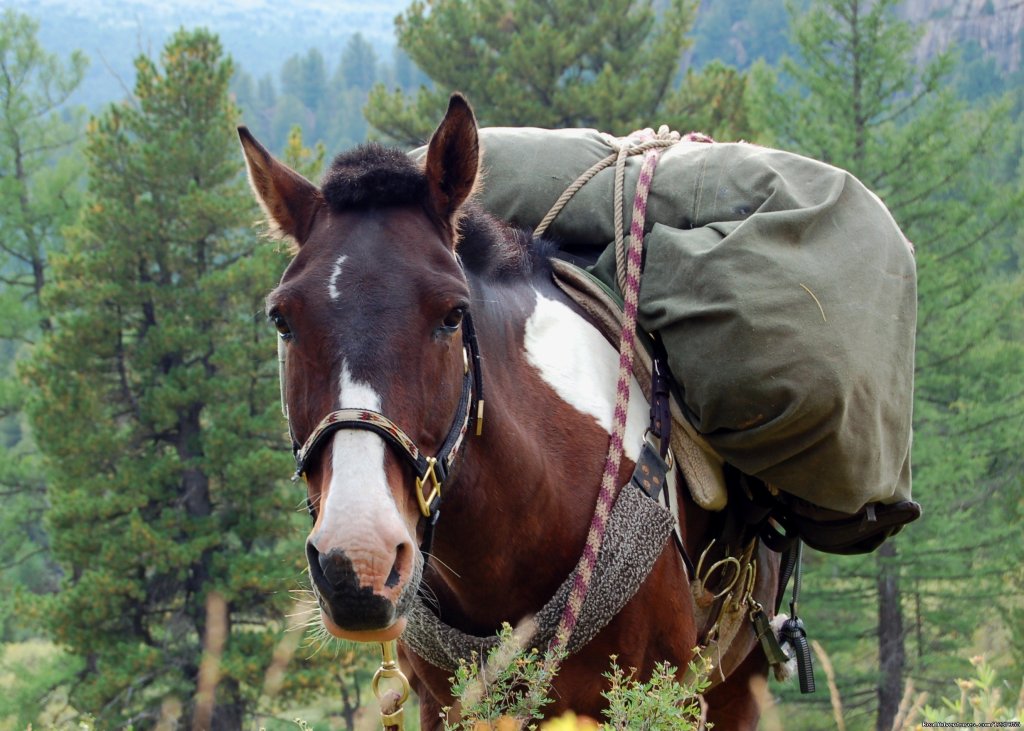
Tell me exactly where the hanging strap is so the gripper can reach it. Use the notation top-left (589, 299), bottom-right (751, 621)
top-left (779, 540), bottom-right (816, 693)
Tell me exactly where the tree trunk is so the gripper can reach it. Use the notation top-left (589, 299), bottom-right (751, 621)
top-left (876, 541), bottom-right (904, 731)
top-left (177, 402), bottom-right (243, 730)
top-left (210, 677), bottom-right (245, 731)
top-left (180, 403), bottom-right (213, 627)
top-left (340, 674), bottom-right (360, 731)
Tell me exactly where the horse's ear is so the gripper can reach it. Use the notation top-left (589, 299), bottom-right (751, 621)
top-left (424, 93), bottom-right (480, 244)
top-left (238, 126), bottom-right (323, 247)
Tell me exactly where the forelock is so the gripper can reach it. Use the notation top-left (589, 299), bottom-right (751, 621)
top-left (320, 143), bottom-right (428, 212)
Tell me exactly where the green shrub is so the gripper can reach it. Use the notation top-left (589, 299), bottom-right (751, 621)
top-left (921, 655), bottom-right (1023, 726)
top-left (442, 624), bottom-right (711, 731)
top-left (600, 655), bottom-right (712, 731)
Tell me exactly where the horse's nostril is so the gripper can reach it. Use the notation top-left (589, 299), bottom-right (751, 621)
top-left (305, 541), bottom-right (322, 580)
top-left (318, 547), bottom-right (356, 589)
top-left (385, 544), bottom-right (404, 589)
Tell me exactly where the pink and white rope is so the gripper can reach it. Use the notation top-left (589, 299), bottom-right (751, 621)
top-left (550, 127), bottom-right (678, 652)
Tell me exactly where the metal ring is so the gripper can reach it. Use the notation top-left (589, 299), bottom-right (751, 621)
top-left (704, 557), bottom-right (743, 600)
top-left (371, 667), bottom-right (411, 708)
top-left (372, 641), bottom-right (411, 708)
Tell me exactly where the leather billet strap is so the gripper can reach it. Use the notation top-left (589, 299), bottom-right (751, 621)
top-left (290, 311), bottom-right (482, 521)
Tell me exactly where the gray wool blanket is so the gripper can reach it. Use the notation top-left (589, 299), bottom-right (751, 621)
top-left (402, 483), bottom-right (674, 670)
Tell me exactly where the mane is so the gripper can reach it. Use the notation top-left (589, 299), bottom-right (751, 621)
top-left (456, 205), bottom-right (557, 283)
top-left (321, 143), bottom-right (555, 283)
top-left (321, 143), bottom-right (428, 211)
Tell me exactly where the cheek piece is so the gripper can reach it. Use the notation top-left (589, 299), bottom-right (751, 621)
top-left (286, 310), bottom-right (484, 555)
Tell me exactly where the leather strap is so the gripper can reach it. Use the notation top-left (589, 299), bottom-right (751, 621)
top-left (290, 311), bottom-right (482, 524)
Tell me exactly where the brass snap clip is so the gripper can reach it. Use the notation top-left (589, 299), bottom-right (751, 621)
top-left (373, 640), bottom-right (411, 730)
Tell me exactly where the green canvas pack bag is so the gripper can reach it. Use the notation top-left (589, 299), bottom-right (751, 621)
top-left (427, 127), bottom-right (921, 553)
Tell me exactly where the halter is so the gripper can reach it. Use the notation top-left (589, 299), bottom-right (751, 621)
top-left (282, 311), bottom-right (484, 523)
top-left (280, 304), bottom-right (484, 731)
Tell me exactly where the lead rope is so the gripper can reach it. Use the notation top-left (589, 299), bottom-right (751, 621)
top-left (546, 127), bottom-right (679, 660)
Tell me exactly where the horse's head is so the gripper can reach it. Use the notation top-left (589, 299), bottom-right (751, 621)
top-left (239, 95), bottom-right (480, 641)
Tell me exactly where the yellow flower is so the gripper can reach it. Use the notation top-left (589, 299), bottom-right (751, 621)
top-left (540, 711), bottom-right (601, 730)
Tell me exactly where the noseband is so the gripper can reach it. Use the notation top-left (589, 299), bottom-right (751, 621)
top-left (283, 312), bottom-right (484, 526)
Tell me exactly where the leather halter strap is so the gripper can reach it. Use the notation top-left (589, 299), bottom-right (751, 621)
top-left (290, 311), bottom-right (483, 521)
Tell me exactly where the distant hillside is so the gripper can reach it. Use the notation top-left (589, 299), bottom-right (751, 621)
top-left (689, 0), bottom-right (1022, 75)
top-left (9, 0), bottom-right (1021, 112)
top-left (5, 0), bottom-right (408, 109)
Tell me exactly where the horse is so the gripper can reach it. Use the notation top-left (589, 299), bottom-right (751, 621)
top-left (238, 94), bottom-right (782, 730)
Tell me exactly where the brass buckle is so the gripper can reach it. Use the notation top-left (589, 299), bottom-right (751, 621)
top-left (415, 457), bottom-right (442, 517)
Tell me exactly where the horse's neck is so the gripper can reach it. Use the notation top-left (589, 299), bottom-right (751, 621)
top-left (426, 273), bottom-right (649, 630)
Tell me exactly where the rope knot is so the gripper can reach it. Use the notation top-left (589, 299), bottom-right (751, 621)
top-left (534, 125), bottom-right (681, 239)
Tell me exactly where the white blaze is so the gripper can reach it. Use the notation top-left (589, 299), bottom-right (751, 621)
top-left (523, 291), bottom-right (648, 462)
top-left (328, 255), bottom-right (348, 301)
top-left (321, 362), bottom-right (401, 535)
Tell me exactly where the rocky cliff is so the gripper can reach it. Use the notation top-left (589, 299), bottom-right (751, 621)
top-left (899, 0), bottom-right (1023, 72)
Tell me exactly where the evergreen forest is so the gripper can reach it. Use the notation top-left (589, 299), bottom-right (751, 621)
top-left (1, 0), bottom-right (1022, 729)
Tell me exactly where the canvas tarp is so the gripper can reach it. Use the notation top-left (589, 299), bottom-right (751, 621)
top-left (450, 127), bottom-right (917, 516)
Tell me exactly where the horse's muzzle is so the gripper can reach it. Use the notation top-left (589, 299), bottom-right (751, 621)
top-left (305, 542), bottom-right (401, 630)
top-left (305, 539), bottom-right (424, 642)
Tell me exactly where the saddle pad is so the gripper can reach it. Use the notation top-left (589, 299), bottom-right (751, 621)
top-left (551, 258), bottom-right (727, 511)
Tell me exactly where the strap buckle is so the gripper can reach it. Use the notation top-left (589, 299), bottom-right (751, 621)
top-left (415, 457), bottom-right (442, 517)
top-left (643, 429), bottom-right (674, 470)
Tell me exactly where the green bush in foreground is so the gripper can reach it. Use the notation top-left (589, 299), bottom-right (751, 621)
top-left (600, 656), bottom-right (711, 731)
top-left (921, 656), bottom-right (1023, 727)
top-left (442, 624), bottom-right (711, 731)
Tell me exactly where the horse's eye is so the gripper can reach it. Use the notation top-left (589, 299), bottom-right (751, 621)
top-left (441, 307), bottom-right (465, 331)
top-left (269, 311), bottom-right (292, 340)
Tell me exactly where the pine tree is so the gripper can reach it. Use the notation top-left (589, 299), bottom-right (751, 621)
top-left (662, 60), bottom-right (757, 141)
top-left (24, 29), bottom-right (336, 727)
top-left (336, 32), bottom-right (379, 92)
top-left (364, 0), bottom-right (698, 144)
top-left (747, 2), bottom-right (1024, 729)
top-left (0, 9), bottom-right (86, 638)
top-left (280, 48), bottom-right (328, 112)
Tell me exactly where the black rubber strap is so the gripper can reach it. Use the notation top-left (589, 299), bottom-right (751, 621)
top-left (775, 541), bottom-right (799, 614)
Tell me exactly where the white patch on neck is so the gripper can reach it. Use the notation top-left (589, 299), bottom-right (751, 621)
top-left (328, 255), bottom-right (348, 301)
top-left (523, 291), bottom-right (648, 462)
top-left (321, 362), bottom-right (399, 533)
